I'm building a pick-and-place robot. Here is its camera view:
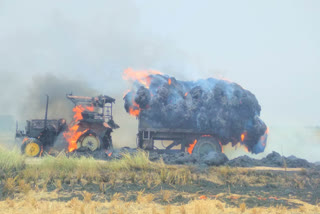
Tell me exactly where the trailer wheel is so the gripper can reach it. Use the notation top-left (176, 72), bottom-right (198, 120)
top-left (78, 133), bottom-right (101, 151)
top-left (21, 138), bottom-right (43, 157)
top-left (192, 137), bottom-right (221, 157)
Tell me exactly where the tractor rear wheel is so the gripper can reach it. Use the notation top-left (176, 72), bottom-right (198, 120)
top-left (192, 137), bottom-right (221, 157)
top-left (78, 133), bottom-right (101, 151)
top-left (21, 138), bottom-right (43, 157)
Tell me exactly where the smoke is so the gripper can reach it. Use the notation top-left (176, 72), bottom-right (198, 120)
top-left (19, 73), bottom-right (98, 122)
top-left (1, 1), bottom-right (318, 161)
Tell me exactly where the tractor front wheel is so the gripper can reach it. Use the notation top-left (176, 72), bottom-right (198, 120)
top-left (21, 138), bottom-right (43, 157)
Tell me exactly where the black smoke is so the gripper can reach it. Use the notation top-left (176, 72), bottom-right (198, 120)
top-left (124, 74), bottom-right (268, 154)
top-left (20, 73), bottom-right (98, 122)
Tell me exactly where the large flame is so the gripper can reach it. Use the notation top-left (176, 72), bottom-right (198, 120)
top-left (123, 68), bottom-right (162, 117)
top-left (122, 68), bottom-right (162, 89)
top-left (63, 105), bottom-right (94, 152)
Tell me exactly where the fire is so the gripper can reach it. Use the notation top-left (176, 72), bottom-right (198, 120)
top-left (244, 146), bottom-right (249, 153)
top-left (128, 101), bottom-right (140, 117)
top-left (184, 92), bottom-right (188, 97)
top-left (105, 150), bottom-right (112, 157)
top-left (122, 68), bottom-right (162, 89)
top-left (219, 141), bottom-right (224, 153)
top-left (259, 127), bottom-right (269, 147)
top-left (123, 89), bottom-right (131, 99)
top-left (168, 78), bottom-right (171, 85)
top-left (187, 139), bottom-right (197, 154)
top-left (199, 195), bottom-right (207, 200)
top-left (123, 68), bottom-right (162, 117)
top-left (63, 105), bottom-right (94, 152)
top-left (129, 107), bottom-right (140, 116)
top-left (22, 137), bottom-right (28, 144)
top-left (73, 105), bottom-right (94, 121)
top-left (241, 132), bottom-right (247, 142)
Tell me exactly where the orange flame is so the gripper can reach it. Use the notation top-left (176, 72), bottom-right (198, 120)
top-left (187, 139), bottom-right (197, 154)
top-left (199, 195), bottom-right (207, 200)
top-left (22, 137), bottom-right (28, 144)
top-left (241, 132), bottom-right (247, 142)
top-left (168, 78), bottom-right (171, 85)
top-left (244, 146), bottom-right (249, 153)
top-left (123, 68), bottom-right (161, 117)
top-left (122, 68), bottom-right (162, 89)
top-left (260, 127), bottom-right (269, 147)
top-left (184, 92), bottom-right (188, 97)
top-left (63, 105), bottom-right (94, 152)
top-left (219, 141), bottom-right (224, 153)
top-left (129, 107), bottom-right (140, 116)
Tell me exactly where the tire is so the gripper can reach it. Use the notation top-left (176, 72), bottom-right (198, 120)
top-left (78, 132), bottom-right (101, 151)
top-left (192, 137), bottom-right (221, 157)
top-left (21, 138), bottom-right (43, 157)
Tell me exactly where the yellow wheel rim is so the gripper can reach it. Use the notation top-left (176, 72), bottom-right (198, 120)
top-left (81, 135), bottom-right (100, 151)
top-left (25, 142), bottom-right (40, 157)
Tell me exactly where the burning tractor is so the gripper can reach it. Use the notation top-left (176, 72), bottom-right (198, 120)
top-left (123, 69), bottom-right (268, 157)
top-left (16, 94), bottom-right (119, 157)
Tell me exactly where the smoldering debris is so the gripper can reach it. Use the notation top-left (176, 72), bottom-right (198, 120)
top-left (226, 151), bottom-right (313, 168)
top-left (124, 73), bottom-right (268, 154)
top-left (66, 148), bottom-right (314, 168)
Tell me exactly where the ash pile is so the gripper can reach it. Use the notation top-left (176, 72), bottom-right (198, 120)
top-left (124, 73), bottom-right (268, 154)
top-left (226, 151), bottom-right (314, 168)
top-left (70, 148), bottom-right (314, 169)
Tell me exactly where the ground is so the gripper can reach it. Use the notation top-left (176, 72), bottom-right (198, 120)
top-left (0, 147), bottom-right (320, 213)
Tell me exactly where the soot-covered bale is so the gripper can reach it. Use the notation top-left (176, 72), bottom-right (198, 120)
top-left (124, 74), bottom-right (268, 154)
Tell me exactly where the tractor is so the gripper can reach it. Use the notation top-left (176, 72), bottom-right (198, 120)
top-left (16, 94), bottom-right (119, 157)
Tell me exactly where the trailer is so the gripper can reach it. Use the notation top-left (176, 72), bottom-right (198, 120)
top-left (137, 115), bottom-right (222, 156)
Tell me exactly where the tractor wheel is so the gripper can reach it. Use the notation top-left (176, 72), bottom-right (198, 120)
top-left (21, 138), bottom-right (43, 157)
top-left (78, 133), bottom-right (101, 151)
top-left (192, 137), bottom-right (221, 157)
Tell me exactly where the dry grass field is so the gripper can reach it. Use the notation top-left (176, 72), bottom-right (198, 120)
top-left (0, 146), bottom-right (319, 213)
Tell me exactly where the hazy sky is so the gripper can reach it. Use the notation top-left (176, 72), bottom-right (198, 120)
top-left (0, 1), bottom-right (319, 160)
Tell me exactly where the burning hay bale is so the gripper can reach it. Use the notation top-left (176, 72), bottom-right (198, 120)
top-left (123, 69), bottom-right (268, 154)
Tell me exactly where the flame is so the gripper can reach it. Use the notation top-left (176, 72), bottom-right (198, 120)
top-left (122, 68), bottom-right (162, 89)
top-left (219, 141), bottom-right (224, 153)
top-left (63, 105), bottom-right (94, 152)
top-left (241, 131), bottom-right (247, 142)
top-left (128, 102), bottom-right (140, 117)
top-left (22, 137), bottom-right (28, 144)
top-left (199, 195), bottom-right (207, 200)
top-left (105, 150), bottom-right (112, 157)
top-left (168, 78), bottom-right (171, 85)
top-left (187, 139), bottom-right (197, 154)
top-left (201, 135), bottom-right (211, 137)
top-left (123, 68), bottom-right (162, 117)
top-left (244, 146), bottom-right (249, 153)
top-left (123, 89), bottom-right (131, 99)
top-left (73, 105), bottom-right (94, 121)
top-left (129, 107), bottom-right (140, 116)
top-left (184, 92), bottom-right (188, 97)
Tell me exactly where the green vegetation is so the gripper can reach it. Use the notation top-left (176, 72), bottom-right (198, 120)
top-left (0, 146), bottom-right (25, 174)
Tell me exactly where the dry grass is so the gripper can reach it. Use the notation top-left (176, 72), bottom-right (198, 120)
top-left (0, 147), bottom-right (320, 213)
top-left (0, 146), bottom-right (25, 174)
top-left (0, 192), bottom-right (318, 214)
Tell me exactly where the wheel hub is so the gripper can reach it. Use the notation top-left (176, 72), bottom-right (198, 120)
top-left (25, 142), bottom-right (40, 157)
